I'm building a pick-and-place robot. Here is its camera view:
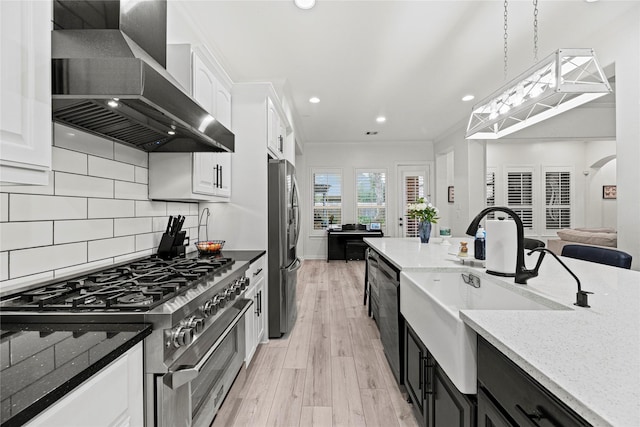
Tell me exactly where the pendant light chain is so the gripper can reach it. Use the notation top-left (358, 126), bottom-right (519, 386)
top-left (503, 0), bottom-right (509, 80)
top-left (533, 0), bottom-right (539, 62)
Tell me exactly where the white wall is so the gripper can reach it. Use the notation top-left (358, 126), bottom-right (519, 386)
top-left (0, 124), bottom-right (199, 293)
top-left (299, 140), bottom-right (433, 260)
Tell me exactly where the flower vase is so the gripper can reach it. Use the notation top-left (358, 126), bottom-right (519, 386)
top-left (418, 221), bottom-right (432, 243)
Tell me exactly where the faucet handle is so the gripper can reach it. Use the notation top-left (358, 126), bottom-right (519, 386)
top-left (575, 290), bottom-right (593, 308)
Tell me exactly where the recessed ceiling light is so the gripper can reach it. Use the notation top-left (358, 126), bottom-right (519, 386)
top-left (462, 95), bottom-right (475, 102)
top-left (376, 116), bottom-right (386, 123)
top-left (584, 0), bottom-right (598, 2)
top-left (294, 0), bottom-right (315, 10)
top-left (309, 96), bottom-right (320, 104)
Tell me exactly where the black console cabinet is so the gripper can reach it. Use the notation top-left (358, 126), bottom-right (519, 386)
top-left (327, 228), bottom-right (383, 261)
top-left (477, 337), bottom-right (590, 427)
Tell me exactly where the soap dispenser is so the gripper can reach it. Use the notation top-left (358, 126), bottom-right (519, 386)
top-left (474, 225), bottom-right (486, 260)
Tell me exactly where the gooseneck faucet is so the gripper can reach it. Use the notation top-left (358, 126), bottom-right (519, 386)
top-left (466, 207), bottom-right (545, 284)
top-left (527, 248), bottom-right (593, 308)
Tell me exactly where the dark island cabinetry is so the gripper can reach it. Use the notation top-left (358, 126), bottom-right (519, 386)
top-left (477, 337), bottom-right (590, 427)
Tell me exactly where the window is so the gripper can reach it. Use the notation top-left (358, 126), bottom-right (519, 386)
top-left (506, 170), bottom-right (534, 230)
top-left (404, 174), bottom-right (425, 238)
top-left (545, 170), bottom-right (571, 230)
top-left (356, 170), bottom-right (386, 229)
top-left (312, 169), bottom-right (342, 232)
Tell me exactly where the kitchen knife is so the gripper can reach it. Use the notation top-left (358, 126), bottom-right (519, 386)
top-left (176, 215), bottom-right (186, 234)
top-left (165, 216), bottom-right (173, 234)
top-left (170, 216), bottom-right (179, 235)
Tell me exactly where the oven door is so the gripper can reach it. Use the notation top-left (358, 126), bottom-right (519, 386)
top-left (156, 298), bottom-right (252, 427)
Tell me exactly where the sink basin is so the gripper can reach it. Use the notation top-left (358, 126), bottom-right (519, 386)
top-left (400, 269), bottom-right (568, 394)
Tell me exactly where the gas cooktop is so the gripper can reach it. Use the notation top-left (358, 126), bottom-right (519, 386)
top-left (0, 255), bottom-right (234, 312)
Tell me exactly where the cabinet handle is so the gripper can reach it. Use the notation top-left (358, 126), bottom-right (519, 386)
top-left (253, 268), bottom-right (263, 276)
top-left (515, 404), bottom-right (561, 427)
top-left (257, 291), bottom-right (262, 315)
top-left (424, 358), bottom-right (434, 395)
top-left (418, 351), bottom-right (424, 391)
top-left (218, 165), bottom-right (222, 188)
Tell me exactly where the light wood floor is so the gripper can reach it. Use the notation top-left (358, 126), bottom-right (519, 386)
top-left (212, 260), bottom-right (419, 427)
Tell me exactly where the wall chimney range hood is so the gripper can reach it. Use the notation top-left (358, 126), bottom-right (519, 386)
top-left (52, 0), bottom-right (234, 153)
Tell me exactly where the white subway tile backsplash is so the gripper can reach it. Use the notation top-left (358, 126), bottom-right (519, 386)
top-left (114, 217), bottom-right (152, 237)
top-left (114, 249), bottom-right (153, 264)
top-left (52, 147), bottom-right (87, 175)
top-left (54, 123), bottom-right (114, 159)
top-left (88, 199), bottom-right (134, 218)
top-left (135, 200), bottom-right (166, 217)
top-left (0, 271), bottom-right (54, 294)
top-left (10, 194), bottom-right (87, 221)
top-left (182, 215), bottom-right (198, 229)
top-left (55, 172), bottom-right (113, 198)
top-left (10, 242), bottom-right (87, 279)
top-left (153, 216), bottom-right (171, 232)
top-left (135, 232), bottom-right (163, 251)
top-left (115, 181), bottom-right (148, 200)
top-left (114, 144), bottom-right (148, 168)
top-left (1, 252), bottom-right (8, 281)
top-left (55, 258), bottom-right (114, 279)
top-left (1, 194), bottom-right (8, 222)
top-left (167, 203), bottom-right (192, 216)
top-left (88, 236), bottom-right (135, 262)
top-left (88, 156), bottom-right (135, 182)
top-left (54, 219), bottom-right (113, 244)
top-left (134, 167), bottom-right (148, 184)
top-left (0, 222), bottom-right (53, 251)
top-left (0, 171), bottom-right (55, 195)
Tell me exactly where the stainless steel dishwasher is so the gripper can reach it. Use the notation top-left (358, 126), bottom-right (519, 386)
top-left (370, 249), bottom-right (404, 386)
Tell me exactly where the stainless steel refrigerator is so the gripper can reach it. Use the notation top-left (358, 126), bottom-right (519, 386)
top-left (268, 159), bottom-right (301, 338)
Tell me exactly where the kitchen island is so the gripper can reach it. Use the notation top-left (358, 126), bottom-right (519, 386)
top-left (364, 237), bottom-right (640, 427)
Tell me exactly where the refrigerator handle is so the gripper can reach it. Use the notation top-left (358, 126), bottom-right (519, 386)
top-left (292, 175), bottom-right (301, 247)
top-left (285, 257), bottom-right (302, 273)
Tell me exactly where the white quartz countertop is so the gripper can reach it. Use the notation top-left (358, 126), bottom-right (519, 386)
top-left (364, 237), bottom-right (640, 427)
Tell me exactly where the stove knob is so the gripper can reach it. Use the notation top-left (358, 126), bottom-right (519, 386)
top-left (214, 294), bottom-right (225, 310)
top-left (200, 301), bottom-right (213, 317)
top-left (241, 276), bottom-right (250, 290)
top-left (233, 282), bottom-right (242, 295)
top-left (172, 326), bottom-right (194, 348)
top-left (186, 317), bottom-right (205, 333)
top-left (224, 287), bottom-right (235, 302)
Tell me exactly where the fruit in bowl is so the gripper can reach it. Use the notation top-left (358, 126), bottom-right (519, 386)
top-left (195, 240), bottom-right (225, 254)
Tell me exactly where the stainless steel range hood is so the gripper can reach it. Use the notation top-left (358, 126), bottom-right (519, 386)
top-left (52, 0), bottom-right (234, 153)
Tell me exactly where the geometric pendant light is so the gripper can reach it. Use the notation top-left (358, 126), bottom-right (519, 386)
top-left (466, 48), bottom-right (612, 139)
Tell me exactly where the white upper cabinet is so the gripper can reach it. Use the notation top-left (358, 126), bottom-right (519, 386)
top-left (0, 0), bottom-right (52, 185)
top-left (150, 45), bottom-right (232, 201)
top-left (267, 97), bottom-right (285, 159)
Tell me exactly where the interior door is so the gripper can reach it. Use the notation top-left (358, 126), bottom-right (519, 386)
top-left (397, 165), bottom-right (430, 237)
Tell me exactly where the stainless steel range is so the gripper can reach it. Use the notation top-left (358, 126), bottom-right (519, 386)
top-left (0, 254), bottom-right (252, 427)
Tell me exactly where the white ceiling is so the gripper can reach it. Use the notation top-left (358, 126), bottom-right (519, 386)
top-left (173, 1), bottom-right (635, 145)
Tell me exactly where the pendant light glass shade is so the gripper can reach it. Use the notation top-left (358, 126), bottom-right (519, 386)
top-left (466, 48), bottom-right (611, 139)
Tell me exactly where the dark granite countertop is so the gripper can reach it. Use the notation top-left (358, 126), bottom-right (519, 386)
top-left (219, 250), bottom-right (266, 264)
top-left (0, 323), bottom-right (151, 427)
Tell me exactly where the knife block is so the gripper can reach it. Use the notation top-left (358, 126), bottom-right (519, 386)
top-left (157, 231), bottom-right (187, 259)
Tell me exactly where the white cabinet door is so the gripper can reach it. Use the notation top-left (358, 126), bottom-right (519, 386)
top-left (267, 97), bottom-right (282, 159)
top-left (244, 284), bottom-right (258, 365)
top-left (255, 276), bottom-right (266, 343)
top-left (193, 51), bottom-right (216, 114)
top-left (0, 0), bottom-right (51, 185)
top-left (192, 153), bottom-right (216, 195)
top-left (216, 84), bottom-right (232, 130)
top-left (27, 342), bottom-right (144, 427)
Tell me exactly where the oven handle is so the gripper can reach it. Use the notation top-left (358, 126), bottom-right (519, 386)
top-left (166, 298), bottom-right (253, 389)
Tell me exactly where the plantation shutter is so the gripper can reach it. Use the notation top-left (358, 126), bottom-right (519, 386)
top-left (356, 171), bottom-right (386, 229)
top-left (506, 171), bottom-right (533, 229)
top-left (486, 170), bottom-right (496, 219)
top-left (404, 175), bottom-right (424, 238)
top-left (313, 171), bottom-right (342, 231)
top-left (545, 171), bottom-right (571, 229)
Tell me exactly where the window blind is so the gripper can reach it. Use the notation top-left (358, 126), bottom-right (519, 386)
top-left (313, 171), bottom-right (342, 230)
top-left (356, 171), bottom-right (386, 228)
top-left (506, 171), bottom-right (533, 229)
top-left (486, 170), bottom-right (496, 219)
top-left (545, 171), bottom-right (571, 229)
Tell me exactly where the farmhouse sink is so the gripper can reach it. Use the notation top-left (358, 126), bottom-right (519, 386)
top-left (400, 269), bottom-right (569, 394)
